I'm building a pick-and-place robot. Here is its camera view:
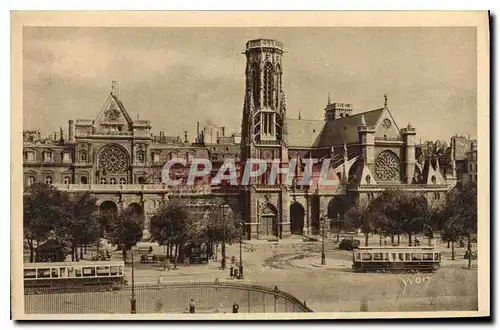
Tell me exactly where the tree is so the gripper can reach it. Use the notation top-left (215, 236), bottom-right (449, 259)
top-left (344, 203), bottom-right (372, 247)
top-left (397, 193), bottom-right (429, 246)
top-left (150, 199), bottom-right (191, 268)
top-left (446, 182), bottom-right (478, 268)
top-left (368, 189), bottom-right (402, 244)
top-left (55, 192), bottom-right (101, 261)
top-left (203, 199), bottom-right (240, 260)
top-left (107, 208), bottom-right (144, 262)
top-left (23, 183), bottom-right (65, 262)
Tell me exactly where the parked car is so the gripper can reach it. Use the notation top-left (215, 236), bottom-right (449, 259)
top-left (339, 238), bottom-right (360, 251)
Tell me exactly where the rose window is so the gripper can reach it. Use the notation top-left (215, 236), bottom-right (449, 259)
top-left (375, 151), bottom-right (400, 181)
top-left (98, 145), bottom-right (129, 174)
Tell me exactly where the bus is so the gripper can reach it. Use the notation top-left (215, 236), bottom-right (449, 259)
top-left (24, 260), bottom-right (126, 294)
top-left (352, 246), bottom-right (441, 273)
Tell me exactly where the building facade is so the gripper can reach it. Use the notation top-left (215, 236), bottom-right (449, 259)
top-left (23, 38), bottom-right (458, 241)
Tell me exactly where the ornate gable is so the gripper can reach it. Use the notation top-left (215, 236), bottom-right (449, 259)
top-left (92, 83), bottom-right (134, 134)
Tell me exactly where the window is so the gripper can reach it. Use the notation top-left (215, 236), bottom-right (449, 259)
top-left (27, 176), bottom-right (35, 186)
top-left (45, 176), bottom-right (52, 185)
top-left (252, 64), bottom-right (260, 108)
top-left (411, 253), bottom-right (423, 261)
top-left (118, 266), bottom-right (123, 276)
top-left (37, 268), bottom-right (51, 278)
top-left (97, 267), bottom-right (110, 276)
top-left (51, 269), bottom-right (59, 278)
top-left (100, 178), bottom-right (107, 184)
top-left (82, 267), bottom-right (96, 277)
top-left (137, 151), bottom-right (145, 163)
top-left (423, 253), bottom-right (434, 261)
top-left (434, 253), bottom-right (441, 261)
top-left (138, 177), bottom-right (145, 184)
top-left (43, 151), bottom-right (53, 163)
top-left (119, 178), bottom-right (126, 184)
top-left (80, 176), bottom-right (88, 184)
top-left (373, 253), bottom-right (383, 261)
top-left (26, 151), bottom-right (35, 162)
top-left (263, 62), bottom-right (274, 108)
top-left (361, 253), bottom-right (373, 261)
top-left (24, 269), bottom-right (36, 279)
top-left (63, 176), bottom-right (71, 184)
top-left (366, 175), bottom-right (371, 184)
top-left (355, 253), bottom-right (361, 261)
top-left (80, 151), bottom-right (87, 162)
top-left (186, 153), bottom-right (193, 163)
top-left (398, 253), bottom-right (405, 261)
top-left (62, 152), bottom-right (71, 163)
top-left (405, 253), bottom-right (411, 261)
top-left (110, 178), bottom-right (117, 184)
top-left (152, 153), bottom-right (160, 163)
top-left (75, 268), bottom-right (82, 277)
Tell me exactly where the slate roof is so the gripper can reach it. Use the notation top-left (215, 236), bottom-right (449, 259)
top-left (286, 108), bottom-right (385, 148)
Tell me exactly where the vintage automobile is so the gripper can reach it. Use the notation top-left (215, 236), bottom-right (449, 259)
top-left (352, 246), bottom-right (441, 273)
top-left (339, 238), bottom-right (360, 251)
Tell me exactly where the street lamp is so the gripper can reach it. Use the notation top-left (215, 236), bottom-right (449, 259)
top-left (337, 213), bottom-right (341, 243)
top-left (321, 215), bottom-right (326, 265)
top-left (220, 204), bottom-right (227, 270)
top-left (238, 221), bottom-right (244, 279)
top-left (130, 246), bottom-right (137, 314)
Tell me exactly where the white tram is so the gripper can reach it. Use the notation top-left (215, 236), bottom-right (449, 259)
top-left (24, 260), bottom-right (126, 294)
top-left (352, 246), bottom-right (441, 273)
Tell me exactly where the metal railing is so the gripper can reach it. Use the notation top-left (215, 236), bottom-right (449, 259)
top-left (24, 281), bottom-right (313, 314)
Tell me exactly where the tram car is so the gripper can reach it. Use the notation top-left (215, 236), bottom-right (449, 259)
top-left (24, 260), bottom-right (126, 294)
top-left (352, 246), bottom-right (441, 273)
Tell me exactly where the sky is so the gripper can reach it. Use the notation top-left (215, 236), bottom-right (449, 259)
top-left (23, 27), bottom-right (477, 142)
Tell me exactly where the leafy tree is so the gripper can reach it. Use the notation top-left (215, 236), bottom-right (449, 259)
top-left (23, 183), bottom-right (65, 262)
top-left (368, 189), bottom-right (403, 244)
top-left (55, 192), bottom-right (101, 261)
top-left (150, 199), bottom-right (191, 268)
top-left (397, 193), bottom-right (429, 246)
top-left (344, 203), bottom-right (373, 247)
top-left (107, 208), bottom-right (144, 262)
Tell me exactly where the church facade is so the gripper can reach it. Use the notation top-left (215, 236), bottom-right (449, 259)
top-left (23, 38), bottom-right (458, 240)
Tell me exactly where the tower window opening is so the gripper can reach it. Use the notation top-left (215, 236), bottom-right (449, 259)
top-left (263, 62), bottom-right (274, 108)
top-left (252, 65), bottom-right (260, 108)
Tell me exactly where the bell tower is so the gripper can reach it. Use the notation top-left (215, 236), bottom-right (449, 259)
top-left (241, 39), bottom-right (286, 153)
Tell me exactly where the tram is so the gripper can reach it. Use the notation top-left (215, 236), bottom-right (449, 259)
top-left (24, 260), bottom-right (126, 294)
top-left (352, 246), bottom-right (441, 273)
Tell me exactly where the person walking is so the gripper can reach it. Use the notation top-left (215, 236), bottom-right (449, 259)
top-left (189, 299), bottom-right (196, 313)
top-left (233, 268), bottom-right (239, 280)
top-left (229, 265), bottom-right (234, 279)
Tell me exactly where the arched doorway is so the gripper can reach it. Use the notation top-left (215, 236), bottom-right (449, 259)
top-left (328, 197), bottom-right (346, 238)
top-left (259, 203), bottom-right (278, 238)
top-left (99, 200), bottom-right (118, 215)
top-left (126, 203), bottom-right (143, 218)
top-left (290, 202), bottom-right (305, 235)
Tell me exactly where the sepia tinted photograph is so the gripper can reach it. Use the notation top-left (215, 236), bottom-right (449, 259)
top-left (11, 11), bottom-right (490, 320)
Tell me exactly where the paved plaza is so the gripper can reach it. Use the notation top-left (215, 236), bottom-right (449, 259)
top-left (26, 235), bottom-right (478, 314)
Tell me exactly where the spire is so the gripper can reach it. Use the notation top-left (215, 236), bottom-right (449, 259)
top-left (327, 92), bottom-right (331, 105)
top-left (360, 114), bottom-right (366, 126)
top-left (384, 93), bottom-right (388, 108)
top-left (342, 142), bottom-right (348, 182)
top-left (111, 80), bottom-right (117, 97)
top-left (343, 141), bottom-right (348, 160)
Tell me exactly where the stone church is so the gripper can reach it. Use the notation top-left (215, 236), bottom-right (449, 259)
top-left (23, 38), bottom-right (458, 240)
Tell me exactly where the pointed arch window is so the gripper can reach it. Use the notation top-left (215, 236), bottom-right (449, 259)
top-left (63, 176), bottom-right (71, 184)
top-left (263, 62), bottom-right (274, 108)
top-left (252, 63), bottom-right (260, 108)
top-left (27, 176), bottom-right (35, 186)
top-left (275, 64), bottom-right (282, 106)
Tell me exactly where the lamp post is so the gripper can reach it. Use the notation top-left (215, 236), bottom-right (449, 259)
top-left (130, 246), bottom-right (136, 314)
top-left (337, 213), bottom-right (340, 243)
top-left (321, 215), bottom-right (326, 265)
top-left (238, 221), bottom-right (244, 279)
top-left (220, 204), bottom-right (226, 270)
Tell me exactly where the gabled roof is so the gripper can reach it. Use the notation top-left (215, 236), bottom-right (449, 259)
top-left (93, 94), bottom-right (134, 129)
top-left (285, 108), bottom-right (385, 148)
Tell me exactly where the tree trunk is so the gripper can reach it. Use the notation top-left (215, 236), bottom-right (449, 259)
top-left (122, 248), bottom-right (127, 262)
top-left (451, 240), bottom-right (455, 260)
top-left (397, 235), bottom-right (400, 245)
top-left (84, 245), bottom-right (87, 254)
top-left (391, 235), bottom-right (394, 245)
top-left (71, 246), bottom-right (76, 262)
top-left (364, 232), bottom-right (369, 247)
top-left (467, 233), bottom-right (472, 269)
top-left (447, 240), bottom-right (450, 248)
top-left (379, 235), bottom-right (382, 246)
top-left (80, 245), bottom-right (84, 260)
top-left (173, 244), bottom-right (178, 269)
top-left (28, 240), bottom-right (34, 263)
top-left (408, 234), bottom-right (412, 247)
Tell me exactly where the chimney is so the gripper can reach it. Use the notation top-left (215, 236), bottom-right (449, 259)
top-left (59, 127), bottom-right (64, 142)
top-left (221, 126), bottom-right (226, 137)
top-left (184, 131), bottom-right (188, 143)
top-left (53, 132), bottom-right (57, 141)
top-left (197, 122), bottom-right (200, 138)
top-left (68, 120), bottom-right (75, 142)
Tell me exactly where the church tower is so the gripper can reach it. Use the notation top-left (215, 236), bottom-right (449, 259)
top-left (241, 39), bottom-right (287, 164)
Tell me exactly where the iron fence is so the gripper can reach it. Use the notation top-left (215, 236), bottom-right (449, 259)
top-left (24, 281), bottom-right (313, 314)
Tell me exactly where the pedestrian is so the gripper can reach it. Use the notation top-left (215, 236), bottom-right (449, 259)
top-left (149, 245), bottom-right (153, 254)
top-left (229, 265), bottom-right (234, 279)
top-left (189, 299), bottom-right (196, 313)
top-left (157, 275), bottom-right (164, 286)
top-left (233, 268), bottom-right (239, 280)
top-left (232, 302), bottom-right (239, 313)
